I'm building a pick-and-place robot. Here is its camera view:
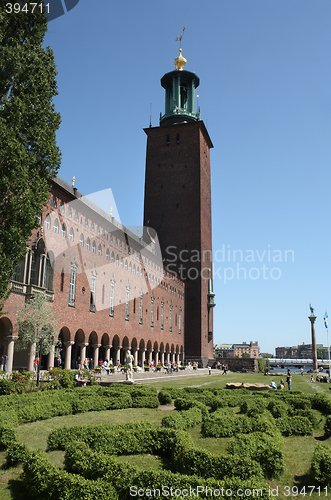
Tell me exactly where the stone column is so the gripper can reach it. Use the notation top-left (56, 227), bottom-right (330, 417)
top-left (6, 336), bottom-right (16, 374)
top-left (133, 349), bottom-right (138, 367)
top-left (166, 352), bottom-right (170, 364)
top-left (148, 350), bottom-right (153, 363)
top-left (27, 342), bottom-right (36, 372)
top-left (155, 351), bottom-right (159, 366)
top-left (309, 314), bottom-right (318, 371)
top-left (160, 351), bottom-right (165, 365)
top-left (47, 344), bottom-right (55, 370)
top-left (141, 349), bottom-right (146, 367)
top-left (104, 345), bottom-right (111, 362)
top-left (92, 344), bottom-right (101, 368)
top-left (64, 341), bottom-right (74, 370)
top-left (114, 346), bottom-right (121, 365)
top-left (79, 343), bottom-right (89, 364)
top-left (176, 353), bottom-right (180, 364)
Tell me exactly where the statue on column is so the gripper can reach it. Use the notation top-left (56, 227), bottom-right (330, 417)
top-left (309, 304), bottom-right (315, 316)
top-left (125, 350), bottom-right (134, 383)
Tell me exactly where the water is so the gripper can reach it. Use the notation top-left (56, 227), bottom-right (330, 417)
top-left (269, 366), bottom-right (329, 374)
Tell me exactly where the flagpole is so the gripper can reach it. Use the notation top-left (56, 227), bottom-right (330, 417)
top-left (328, 327), bottom-right (331, 379)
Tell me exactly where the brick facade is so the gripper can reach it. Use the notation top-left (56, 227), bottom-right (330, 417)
top-left (143, 121), bottom-right (214, 366)
top-left (0, 177), bottom-right (185, 372)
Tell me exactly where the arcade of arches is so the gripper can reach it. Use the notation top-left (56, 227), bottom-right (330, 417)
top-left (0, 317), bottom-right (184, 372)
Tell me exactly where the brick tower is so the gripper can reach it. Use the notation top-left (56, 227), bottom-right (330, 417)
top-left (143, 48), bottom-right (215, 367)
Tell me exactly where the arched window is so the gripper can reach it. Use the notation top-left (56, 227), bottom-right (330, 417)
top-left (79, 234), bottom-right (84, 247)
top-left (53, 218), bottom-right (59, 233)
top-left (96, 225), bottom-right (100, 235)
top-left (129, 262), bottom-right (132, 273)
top-left (133, 265), bottom-right (136, 275)
top-left (74, 211), bottom-right (79, 221)
top-left (69, 228), bottom-right (74, 241)
top-left (84, 218), bottom-right (88, 227)
top-left (61, 224), bottom-right (66, 237)
top-left (50, 195), bottom-right (56, 207)
top-left (66, 206), bottom-right (72, 217)
top-left (44, 214), bottom-right (50, 230)
top-left (98, 244), bottom-right (102, 256)
top-left (124, 260), bottom-right (128, 270)
top-left (90, 222), bottom-right (94, 231)
top-left (59, 201), bottom-right (64, 212)
top-left (116, 255), bottom-right (119, 266)
top-left (43, 252), bottom-right (54, 291)
top-left (106, 249), bottom-right (110, 261)
top-left (86, 238), bottom-right (90, 250)
top-left (120, 258), bottom-right (123, 268)
top-left (92, 241), bottom-right (96, 253)
top-left (119, 241), bottom-right (122, 249)
top-left (111, 252), bottom-right (115, 263)
top-left (102, 229), bottom-right (105, 238)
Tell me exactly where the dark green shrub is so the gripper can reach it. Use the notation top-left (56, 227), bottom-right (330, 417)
top-left (158, 390), bottom-right (172, 405)
top-left (6, 439), bottom-right (29, 466)
top-left (202, 409), bottom-right (253, 438)
top-left (325, 415), bottom-right (331, 437)
top-left (266, 399), bottom-right (289, 418)
top-left (162, 407), bottom-right (202, 430)
top-left (0, 379), bottom-right (16, 395)
top-left (311, 393), bottom-right (331, 415)
top-left (275, 416), bottom-right (312, 436)
top-left (310, 444), bottom-right (331, 486)
top-left (240, 398), bottom-right (267, 417)
top-left (227, 431), bottom-right (284, 478)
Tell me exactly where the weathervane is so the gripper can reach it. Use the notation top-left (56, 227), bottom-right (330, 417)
top-left (175, 25), bottom-right (187, 48)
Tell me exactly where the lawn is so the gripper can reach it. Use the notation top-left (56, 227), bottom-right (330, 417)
top-left (1, 371), bottom-right (330, 500)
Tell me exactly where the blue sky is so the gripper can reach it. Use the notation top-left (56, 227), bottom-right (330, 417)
top-left (45, 0), bottom-right (331, 355)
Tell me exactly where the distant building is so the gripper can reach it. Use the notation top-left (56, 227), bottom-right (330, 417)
top-left (275, 343), bottom-right (324, 359)
top-left (214, 341), bottom-right (259, 359)
top-left (233, 341), bottom-right (259, 358)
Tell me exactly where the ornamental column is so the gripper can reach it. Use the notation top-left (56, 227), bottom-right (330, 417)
top-left (141, 349), bottom-right (146, 367)
top-left (114, 346), bottom-right (121, 365)
top-left (47, 344), bottom-right (55, 370)
top-left (6, 336), bottom-right (16, 374)
top-left (160, 350), bottom-right (165, 365)
top-left (104, 345), bottom-right (111, 362)
top-left (64, 341), bottom-right (74, 370)
top-left (155, 351), bottom-right (159, 366)
top-left (308, 304), bottom-right (318, 372)
top-left (78, 343), bottom-right (89, 363)
top-left (27, 342), bottom-right (36, 372)
top-left (92, 344), bottom-right (101, 368)
top-left (133, 349), bottom-right (139, 367)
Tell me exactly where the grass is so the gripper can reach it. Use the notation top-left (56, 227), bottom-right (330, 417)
top-left (1, 372), bottom-right (331, 500)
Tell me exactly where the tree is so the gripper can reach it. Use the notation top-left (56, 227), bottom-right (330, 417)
top-left (15, 292), bottom-right (60, 385)
top-left (0, 4), bottom-right (61, 308)
top-left (242, 353), bottom-right (250, 359)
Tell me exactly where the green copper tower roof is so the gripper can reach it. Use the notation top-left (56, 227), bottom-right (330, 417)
top-left (160, 49), bottom-right (200, 127)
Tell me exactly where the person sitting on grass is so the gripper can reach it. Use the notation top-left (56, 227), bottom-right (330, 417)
top-left (270, 380), bottom-right (277, 389)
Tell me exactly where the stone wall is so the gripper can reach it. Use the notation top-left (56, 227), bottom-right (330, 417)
top-left (215, 357), bottom-right (258, 373)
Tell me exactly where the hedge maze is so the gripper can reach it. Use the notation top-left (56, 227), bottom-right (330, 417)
top-left (1, 385), bottom-right (331, 499)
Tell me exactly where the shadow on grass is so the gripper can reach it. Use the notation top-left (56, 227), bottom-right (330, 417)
top-left (8, 478), bottom-right (26, 500)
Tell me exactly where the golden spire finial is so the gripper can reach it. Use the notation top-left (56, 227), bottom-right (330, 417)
top-left (110, 207), bottom-right (113, 216)
top-left (175, 25), bottom-right (187, 71)
top-left (71, 176), bottom-right (75, 187)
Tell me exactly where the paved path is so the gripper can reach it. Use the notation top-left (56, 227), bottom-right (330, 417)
top-left (97, 367), bottom-right (218, 385)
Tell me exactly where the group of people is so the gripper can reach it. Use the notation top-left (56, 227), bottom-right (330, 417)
top-left (270, 369), bottom-right (292, 390)
top-left (311, 375), bottom-right (330, 383)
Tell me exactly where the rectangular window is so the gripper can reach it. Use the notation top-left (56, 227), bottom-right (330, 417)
top-left (151, 299), bottom-right (154, 327)
top-left (169, 307), bottom-right (173, 332)
top-left (90, 277), bottom-right (96, 312)
top-left (43, 258), bottom-right (53, 291)
top-left (110, 283), bottom-right (114, 316)
top-left (69, 269), bottom-right (76, 306)
top-left (161, 303), bottom-right (164, 330)
top-left (139, 295), bottom-right (143, 324)
top-left (125, 289), bottom-right (130, 320)
top-left (179, 312), bottom-right (181, 334)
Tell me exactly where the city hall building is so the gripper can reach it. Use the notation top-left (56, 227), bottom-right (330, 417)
top-left (0, 48), bottom-right (215, 372)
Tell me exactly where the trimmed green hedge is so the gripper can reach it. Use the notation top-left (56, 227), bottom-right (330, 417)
top-left (310, 444), bottom-right (331, 486)
top-left (158, 390), bottom-right (172, 405)
top-left (161, 407), bottom-right (202, 430)
top-left (63, 441), bottom-right (273, 499)
top-left (227, 431), bottom-right (285, 478)
top-left (275, 416), bottom-right (313, 436)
